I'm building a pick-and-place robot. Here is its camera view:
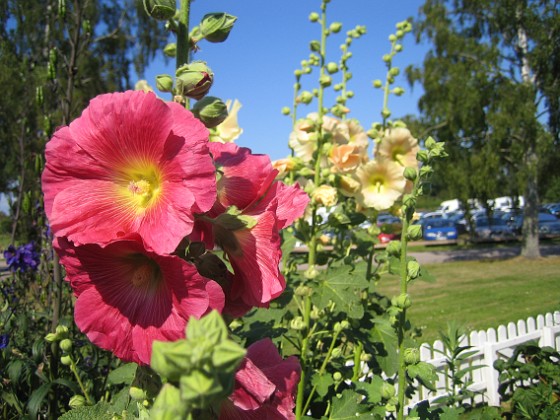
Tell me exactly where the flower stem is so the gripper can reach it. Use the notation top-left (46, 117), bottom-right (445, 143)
top-left (177, 0), bottom-right (191, 108)
top-left (295, 295), bottom-right (311, 420)
top-left (70, 357), bottom-right (93, 406)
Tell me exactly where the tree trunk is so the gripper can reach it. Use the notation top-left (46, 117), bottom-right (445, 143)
top-left (521, 147), bottom-right (540, 258)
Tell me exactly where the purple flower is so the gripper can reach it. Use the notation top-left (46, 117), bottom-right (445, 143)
top-left (0, 334), bottom-right (9, 349)
top-left (3, 242), bottom-right (40, 272)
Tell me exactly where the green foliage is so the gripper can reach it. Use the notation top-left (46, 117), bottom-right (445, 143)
top-left (495, 343), bottom-right (560, 419)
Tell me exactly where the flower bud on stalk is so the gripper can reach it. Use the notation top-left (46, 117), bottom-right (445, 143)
top-left (200, 13), bottom-right (237, 43)
top-left (155, 74), bottom-right (173, 93)
top-left (143, 0), bottom-right (176, 21)
top-left (176, 61), bottom-right (214, 100)
top-left (163, 43), bottom-right (176, 58)
top-left (69, 395), bottom-right (86, 409)
top-left (59, 338), bottom-right (73, 352)
top-left (404, 348), bottom-right (420, 365)
top-left (192, 96), bottom-right (228, 128)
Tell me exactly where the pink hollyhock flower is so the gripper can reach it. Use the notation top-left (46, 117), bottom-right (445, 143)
top-left (42, 90), bottom-right (216, 255)
top-left (219, 338), bottom-right (301, 420)
top-left (191, 143), bottom-right (309, 314)
top-left (55, 236), bottom-right (224, 365)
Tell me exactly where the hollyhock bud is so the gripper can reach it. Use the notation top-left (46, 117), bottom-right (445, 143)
top-left (404, 167), bottom-right (417, 181)
top-left (320, 75), bottom-right (332, 87)
top-left (329, 22), bottom-right (342, 33)
top-left (386, 240), bottom-right (401, 256)
top-left (192, 96), bottom-right (228, 128)
top-left (393, 293), bottom-right (411, 309)
top-left (281, 106), bottom-right (291, 116)
top-left (200, 13), bottom-right (237, 43)
top-left (395, 44), bottom-right (403, 52)
top-left (312, 185), bottom-right (338, 207)
top-left (373, 79), bottom-right (383, 88)
top-left (56, 325), bottom-right (69, 337)
top-left (299, 91), bottom-right (314, 104)
top-left (176, 61), bottom-right (214, 100)
top-left (69, 395), bottom-right (86, 409)
top-left (45, 333), bottom-right (58, 343)
top-left (310, 40), bottom-right (320, 52)
top-left (407, 225), bottom-right (423, 241)
top-left (333, 372), bottom-right (343, 382)
top-left (155, 74), bottom-right (174, 93)
top-left (381, 383), bottom-right (396, 399)
top-left (404, 348), bottom-right (420, 365)
top-left (143, 0), bottom-right (176, 21)
top-left (407, 260), bottom-right (421, 280)
top-left (163, 43), bottom-right (176, 57)
top-left (59, 339), bottom-right (73, 352)
top-left (309, 12), bottom-right (319, 22)
top-left (60, 355), bottom-right (72, 366)
top-left (326, 62), bottom-right (339, 74)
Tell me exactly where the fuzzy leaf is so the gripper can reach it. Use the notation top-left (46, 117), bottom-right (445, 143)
top-left (328, 389), bottom-right (370, 419)
top-left (108, 363), bottom-right (137, 385)
top-left (58, 402), bottom-right (113, 420)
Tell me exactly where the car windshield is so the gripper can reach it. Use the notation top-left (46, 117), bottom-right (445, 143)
top-left (426, 219), bottom-right (455, 228)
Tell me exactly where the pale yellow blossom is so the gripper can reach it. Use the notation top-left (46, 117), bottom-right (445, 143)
top-left (354, 158), bottom-right (406, 211)
top-left (376, 127), bottom-right (419, 168)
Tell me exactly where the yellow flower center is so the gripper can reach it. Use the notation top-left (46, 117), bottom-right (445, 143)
top-left (118, 163), bottom-right (162, 213)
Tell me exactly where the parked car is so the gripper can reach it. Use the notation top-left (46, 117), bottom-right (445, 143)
top-left (473, 217), bottom-right (515, 239)
top-left (502, 212), bottom-right (560, 235)
top-left (421, 218), bottom-right (459, 241)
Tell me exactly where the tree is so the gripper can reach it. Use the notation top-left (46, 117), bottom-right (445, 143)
top-left (408, 0), bottom-right (560, 258)
top-left (0, 0), bottom-right (168, 240)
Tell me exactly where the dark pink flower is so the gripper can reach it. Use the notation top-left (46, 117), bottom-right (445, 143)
top-left (55, 236), bottom-right (224, 365)
top-left (219, 338), bottom-right (301, 419)
top-left (191, 143), bottom-right (309, 313)
top-left (42, 90), bottom-right (216, 255)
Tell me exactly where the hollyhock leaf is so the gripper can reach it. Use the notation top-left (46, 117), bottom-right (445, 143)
top-left (107, 363), bottom-right (138, 385)
top-left (311, 374), bottom-right (334, 398)
top-left (329, 389), bottom-right (370, 418)
top-left (370, 318), bottom-right (399, 376)
top-left (42, 90), bottom-right (216, 255)
top-left (180, 370), bottom-right (223, 408)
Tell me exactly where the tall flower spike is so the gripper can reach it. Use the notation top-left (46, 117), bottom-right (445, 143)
top-left (42, 90), bottom-right (216, 255)
top-left (55, 236), bottom-right (224, 365)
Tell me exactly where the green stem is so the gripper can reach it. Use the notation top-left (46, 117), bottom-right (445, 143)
top-left (302, 329), bottom-right (342, 414)
top-left (177, 0), bottom-right (191, 107)
top-left (70, 358), bottom-right (93, 405)
top-left (295, 295), bottom-right (312, 420)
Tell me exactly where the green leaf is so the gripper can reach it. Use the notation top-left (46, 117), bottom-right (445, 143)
top-left (328, 389), bottom-right (370, 419)
top-left (407, 362), bottom-right (437, 391)
top-left (314, 265), bottom-right (368, 319)
top-left (211, 340), bottom-right (246, 371)
top-left (370, 318), bottom-right (398, 376)
top-left (58, 402), bottom-right (113, 420)
top-left (311, 373), bottom-right (334, 398)
top-left (151, 339), bottom-right (191, 382)
top-left (108, 363), bottom-right (138, 385)
top-left (353, 375), bottom-right (384, 404)
top-left (27, 382), bottom-right (52, 418)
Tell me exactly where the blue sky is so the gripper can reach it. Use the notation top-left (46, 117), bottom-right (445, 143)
top-left (143, 0), bottom-right (429, 161)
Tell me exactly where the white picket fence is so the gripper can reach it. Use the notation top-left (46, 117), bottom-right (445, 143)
top-left (406, 311), bottom-right (560, 410)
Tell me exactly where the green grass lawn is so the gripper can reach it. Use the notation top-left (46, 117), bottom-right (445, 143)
top-left (377, 255), bottom-right (560, 343)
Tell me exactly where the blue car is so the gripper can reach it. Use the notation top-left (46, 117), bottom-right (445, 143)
top-left (421, 218), bottom-right (459, 241)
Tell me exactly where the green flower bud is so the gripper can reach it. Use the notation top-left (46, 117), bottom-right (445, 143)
top-left (310, 40), bottom-right (321, 52)
top-left (333, 83), bottom-right (343, 91)
top-left (299, 91), bottom-right (314, 105)
top-left (319, 75), bottom-right (332, 87)
top-left (333, 372), bottom-right (343, 382)
top-left (331, 348), bottom-right (342, 358)
top-left (303, 67), bottom-right (312, 74)
top-left (407, 225), bottom-right (423, 241)
top-left (55, 325), bottom-right (69, 337)
top-left (163, 43), bottom-right (177, 58)
top-left (290, 317), bottom-right (305, 331)
top-left (176, 61), bottom-right (213, 100)
top-left (393, 293), bottom-right (411, 309)
top-left (382, 54), bottom-right (392, 63)
top-left (419, 165), bottom-right (433, 177)
top-left (142, 0), bottom-right (176, 21)
top-left (404, 348), bottom-right (420, 365)
top-left (45, 333), bottom-right (58, 343)
top-left (309, 12), bottom-right (320, 22)
top-left (326, 62), bottom-right (338, 74)
top-left (129, 386), bottom-right (147, 400)
top-left (393, 87), bottom-right (405, 96)
top-left (347, 90), bottom-right (354, 98)
top-left (395, 44), bottom-right (403, 52)
top-left (403, 167), bottom-right (417, 181)
top-left (360, 352), bottom-right (372, 362)
top-left (381, 382), bottom-right (395, 399)
top-left (295, 285), bottom-right (312, 296)
top-left (389, 34), bottom-right (397, 42)
top-left (381, 108), bottom-right (391, 118)
top-left (59, 339), bottom-right (73, 353)
top-left (69, 395), bottom-right (86, 409)
top-left (407, 260), bottom-right (421, 280)
top-left (281, 106), bottom-right (291, 116)
top-left (386, 240), bottom-right (402, 256)
top-left (155, 74), bottom-right (174, 93)
top-left (425, 136), bottom-right (437, 150)
top-left (329, 22), bottom-right (342, 33)
top-left (416, 149), bottom-right (429, 163)
top-left (389, 67), bottom-right (400, 76)
top-left (192, 96), bottom-right (228, 128)
top-left (294, 69), bottom-right (303, 77)
top-left (367, 129), bottom-right (379, 139)
top-left (60, 355), bottom-right (72, 366)
top-left (396, 30), bottom-right (404, 38)
top-left (200, 13), bottom-right (237, 43)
